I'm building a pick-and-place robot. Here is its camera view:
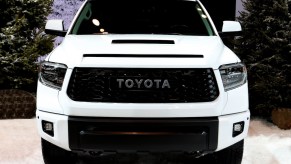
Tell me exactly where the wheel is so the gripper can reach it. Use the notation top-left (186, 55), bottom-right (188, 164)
top-left (41, 138), bottom-right (77, 164)
top-left (214, 139), bottom-right (244, 164)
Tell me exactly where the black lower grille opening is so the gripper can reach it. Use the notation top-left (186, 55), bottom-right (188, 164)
top-left (68, 117), bottom-right (219, 152)
top-left (67, 68), bottom-right (219, 103)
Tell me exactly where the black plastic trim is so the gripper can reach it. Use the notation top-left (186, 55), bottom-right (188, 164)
top-left (45, 29), bottom-right (67, 37)
top-left (83, 54), bottom-right (204, 58)
top-left (112, 39), bottom-right (175, 44)
top-left (68, 117), bottom-right (218, 152)
top-left (219, 31), bottom-right (242, 38)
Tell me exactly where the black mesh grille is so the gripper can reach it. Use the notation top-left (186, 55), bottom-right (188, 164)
top-left (67, 68), bottom-right (219, 103)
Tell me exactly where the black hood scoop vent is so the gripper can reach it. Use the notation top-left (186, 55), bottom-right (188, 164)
top-left (112, 39), bottom-right (175, 44)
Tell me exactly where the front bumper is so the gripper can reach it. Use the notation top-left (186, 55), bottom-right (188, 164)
top-left (36, 110), bottom-right (249, 152)
top-left (68, 117), bottom-right (218, 152)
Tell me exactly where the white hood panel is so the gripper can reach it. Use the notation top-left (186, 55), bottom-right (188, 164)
top-left (48, 35), bottom-right (237, 69)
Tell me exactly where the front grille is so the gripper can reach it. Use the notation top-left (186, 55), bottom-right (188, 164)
top-left (67, 68), bottom-right (219, 103)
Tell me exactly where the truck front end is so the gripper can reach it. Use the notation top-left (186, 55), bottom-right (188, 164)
top-left (37, 0), bottom-right (249, 163)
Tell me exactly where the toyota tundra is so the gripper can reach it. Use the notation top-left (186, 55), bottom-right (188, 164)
top-left (37, 0), bottom-right (250, 163)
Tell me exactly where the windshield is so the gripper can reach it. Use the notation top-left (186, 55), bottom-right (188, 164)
top-left (70, 0), bottom-right (215, 36)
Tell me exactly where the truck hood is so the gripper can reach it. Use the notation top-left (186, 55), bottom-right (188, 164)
top-left (48, 35), bottom-right (239, 69)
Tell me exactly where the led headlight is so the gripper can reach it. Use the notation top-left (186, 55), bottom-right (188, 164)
top-left (219, 63), bottom-right (247, 91)
top-left (39, 61), bottom-right (67, 90)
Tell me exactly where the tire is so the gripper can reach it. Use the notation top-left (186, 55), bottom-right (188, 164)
top-left (214, 139), bottom-right (244, 164)
top-left (41, 138), bottom-right (77, 164)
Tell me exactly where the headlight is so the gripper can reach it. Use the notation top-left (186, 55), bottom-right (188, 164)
top-left (39, 61), bottom-right (67, 90)
top-left (219, 63), bottom-right (247, 91)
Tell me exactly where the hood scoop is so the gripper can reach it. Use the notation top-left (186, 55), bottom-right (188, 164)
top-left (83, 54), bottom-right (203, 58)
top-left (112, 39), bottom-right (175, 44)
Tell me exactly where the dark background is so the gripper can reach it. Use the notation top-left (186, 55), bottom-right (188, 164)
top-left (200, 0), bottom-right (237, 31)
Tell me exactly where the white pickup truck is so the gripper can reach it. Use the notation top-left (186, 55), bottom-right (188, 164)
top-left (37, 0), bottom-right (249, 163)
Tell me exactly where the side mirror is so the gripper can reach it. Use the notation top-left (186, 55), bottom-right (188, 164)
top-left (220, 21), bottom-right (242, 37)
top-left (45, 20), bottom-right (67, 37)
